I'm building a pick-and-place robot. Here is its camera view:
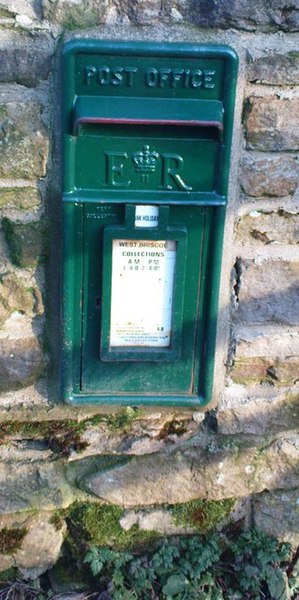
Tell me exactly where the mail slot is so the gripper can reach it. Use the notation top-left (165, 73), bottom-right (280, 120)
top-left (61, 40), bottom-right (238, 406)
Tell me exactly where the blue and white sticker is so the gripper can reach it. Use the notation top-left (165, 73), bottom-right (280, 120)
top-left (110, 239), bottom-right (176, 347)
top-left (135, 205), bottom-right (159, 228)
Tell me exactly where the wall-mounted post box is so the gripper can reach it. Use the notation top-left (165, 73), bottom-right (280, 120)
top-left (61, 40), bottom-right (238, 406)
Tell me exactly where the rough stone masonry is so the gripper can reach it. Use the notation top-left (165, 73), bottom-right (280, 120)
top-left (0, 0), bottom-right (299, 580)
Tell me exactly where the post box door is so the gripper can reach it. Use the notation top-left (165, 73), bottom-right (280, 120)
top-left (80, 203), bottom-right (206, 395)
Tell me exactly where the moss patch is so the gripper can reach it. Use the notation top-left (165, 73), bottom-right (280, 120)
top-left (170, 498), bottom-right (235, 533)
top-left (2, 218), bottom-right (49, 268)
top-left (0, 187), bottom-right (41, 210)
top-left (104, 406), bottom-right (140, 432)
top-left (0, 8), bottom-right (14, 17)
top-left (0, 567), bottom-right (19, 582)
top-left (157, 419), bottom-right (188, 440)
top-left (62, 11), bottom-right (99, 30)
top-left (0, 408), bottom-right (140, 457)
top-left (0, 527), bottom-right (28, 554)
top-left (284, 393), bottom-right (299, 424)
top-left (52, 502), bottom-right (160, 589)
top-left (62, 502), bottom-right (160, 552)
top-left (0, 419), bottom-right (88, 457)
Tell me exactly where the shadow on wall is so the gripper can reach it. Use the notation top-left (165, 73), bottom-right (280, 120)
top-left (64, 390), bottom-right (299, 511)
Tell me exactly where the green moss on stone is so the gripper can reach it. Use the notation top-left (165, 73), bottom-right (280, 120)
top-left (0, 419), bottom-right (88, 457)
top-left (52, 501), bottom-right (160, 588)
top-left (170, 498), bottom-right (235, 533)
top-left (0, 408), bottom-right (140, 457)
top-left (50, 513), bottom-right (65, 532)
top-left (62, 11), bottom-right (99, 30)
top-left (0, 527), bottom-right (28, 554)
top-left (2, 218), bottom-right (20, 265)
top-left (105, 406), bottom-right (140, 431)
top-left (63, 502), bottom-right (160, 552)
top-left (0, 567), bottom-right (19, 582)
top-left (157, 419), bottom-right (188, 440)
top-left (2, 218), bottom-right (49, 268)
top-left (0, 187), bottom-right (40, 210)
top-left (0, 8), bottom-right (14, 18)
top-left (0, 410), bottom-right (139, 439)
top-left (284, 393), bottom-right (299, 423)
top-left (53, 499), bottom-right (235, 589)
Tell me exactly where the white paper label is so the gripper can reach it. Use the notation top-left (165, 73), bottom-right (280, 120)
top-left (134, 205), bottom-right (159, 228)
top-left (110, 239), bottom-right (176, 347)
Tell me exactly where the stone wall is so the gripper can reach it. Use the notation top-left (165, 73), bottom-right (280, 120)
top-left (0, 0), bottom-right (298, 581)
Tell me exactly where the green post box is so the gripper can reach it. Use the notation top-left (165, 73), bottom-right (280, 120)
top-left (61, 40), bottom-right (238, 406)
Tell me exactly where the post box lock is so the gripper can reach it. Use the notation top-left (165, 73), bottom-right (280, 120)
top-left (61, 40), bottom-right (238, 406)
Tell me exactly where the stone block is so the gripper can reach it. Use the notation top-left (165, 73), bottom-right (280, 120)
top-left (253, 489), bottom-right (299, 547)
top-left (0, 32), bottom-right (54, 86)
top-left (0, 6), bottom-right (15, 28)
top-left (0, 462), bottom-right (74, 515)
top-left (126, 499), bottom-right (251, 533)
top-left (0, 460), bottom-right (74, 514)
top-left (236, 209), bottom-right (299, 245)
top-left (230, 326), bottom-right (299, 385)
top-left (42, 0), bottom-right (110, 27)
top-left (247, 52), bottom-right (299, 85)
top-left (234, 260), bottom-right (299, 325)
top-left (2, 218), bottom-right (49, 267)
top-left (188, 0), bottom-right (299, 31)
top-left (173, 0), bottom-right (188, 17)
top-left (0, 553), bottom-right (14, 573)
top-left (0, 512), bottom-right (66, 578)
top-left (114, 0), bottom-right (163, 24)
top-left (15, 513), bottom-right (66, 578)
top-left (245, 97), bottom-right (299, 151)
top-left (67, 414), bottom-right (197, 461)
top-left (120, 508), bottom-right (195, 535)
top-left (218, 386), bottom-right (299, 435)
top-left (0, 184), bottom-right (42, 209)
top-left (0, 273), bottom-right (37, 324)
top-left (79, 427), bottom-right (165, 458)
top-left (0, 313), bottom-right (46, 392)
top-left (82, 431), bottom-right (299, 506)
top-left (231, 357), bottom-right (299, 386)
top-left (0, 102), bottom-right (49, 180)
top-left (0, 0), bottom-right (40, 22)
top-left (240, 154), bottom-right (299, 197)
top-left (0, 439), bottom-right (53, 463)
top-left (171, 0), bottom-right (188, 21)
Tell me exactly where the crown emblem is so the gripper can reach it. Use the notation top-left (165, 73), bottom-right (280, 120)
top-left (131, 145), bottom-right (159, 173)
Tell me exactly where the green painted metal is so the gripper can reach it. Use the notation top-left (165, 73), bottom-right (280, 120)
top-left (73, 96), bottom-right (224, 133)
top-left (61, 39), bottom-right (238, 406)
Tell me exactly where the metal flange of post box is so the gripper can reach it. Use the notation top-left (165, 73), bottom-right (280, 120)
top-left (61, 40), bottom-right (238, 406)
